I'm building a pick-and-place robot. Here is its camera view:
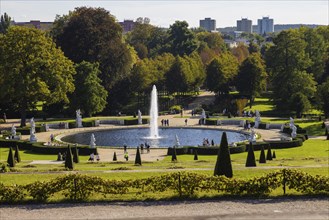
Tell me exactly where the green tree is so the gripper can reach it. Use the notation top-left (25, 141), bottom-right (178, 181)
top-left (259, 146), bottom-right (266, 163)
top-left (236, 53), bottom-right (267, 107)
top-left (134, 147), bottom-right (142, 165)
top-left (248, 42), bottom-right (260, 54)
top-left (245, 143), bottom-right (256, 167)
top-left (231, 43), bottom-right (249, 63)
top-left (290, 92), bottom-right (311, 118)
top-left (0, 26), bottom-right (75, 127)
top-left (52, 7), bottom-right (137, 110)
top-left (316, 78), bottom-right (329, 118)
top-left (73, 146), bottom-right (79, 163)
top-left (14, 145), bottom-right (21, 163)
top-left (7, 147), bottom-right (15, 167)
top-left (266, 29), bottom-right (315, 111)
top-left (168, 21), bottom-right (198, 56)
top-left (0, 13), bottom-right (11, 34)
top-left (206, 52), bottom-right (239, 94)
top-left (64, 145), bottom-right (74, 170)
top-left (214, 132), bottom-right (233, 178)
top-left (197, 32), bottom-right (226, 54)
top-left (70, 61), bottom-right (108, 117)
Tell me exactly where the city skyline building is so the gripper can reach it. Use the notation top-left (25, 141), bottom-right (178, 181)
top-left (199, 17), bottom-right (216, 32)
top-left (257, 16), bottom-right (274, 35)
top-left (237, 18), bottom-right (252, 33)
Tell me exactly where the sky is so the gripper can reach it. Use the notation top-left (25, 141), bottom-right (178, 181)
top-left (0, 0), bottom-right (328, 28)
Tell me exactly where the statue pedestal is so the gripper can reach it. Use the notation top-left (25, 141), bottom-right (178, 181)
top-left (30, 134), bottom-right (37, 142)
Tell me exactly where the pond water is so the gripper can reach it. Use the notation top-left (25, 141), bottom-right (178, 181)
top-left (61, 128), bottom-right (248, 148)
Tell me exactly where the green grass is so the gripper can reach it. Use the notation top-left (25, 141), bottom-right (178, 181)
top-left (244, 97), bottom-right (275, 112)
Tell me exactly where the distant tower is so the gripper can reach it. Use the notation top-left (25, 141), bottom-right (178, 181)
top-left (200, 18), bottom-right (216, 32)
top-left (257, 17), bottom-right (274, 35)
top-left (237, 18), bottom-right (252, 33)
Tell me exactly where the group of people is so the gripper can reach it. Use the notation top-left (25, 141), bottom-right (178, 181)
top-left (161, 119), bottom-right (170, 126)
top-left (244, 121), bottom-right (252, 130)
top-left (88, 153), bottom-right (100, 161)
top-left (140, 143), bottom-right (150, 154)
top-left (242, 110), bottom-right (255, 117)
top-left (202, 138), bottom-right (214, 147)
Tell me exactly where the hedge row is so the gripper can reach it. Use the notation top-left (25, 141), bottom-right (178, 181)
top-left (15, 125), bottom-right (47, 135)
top-left (167, 145), bottom-right (246, 156)
top-left (0, 170), bottom-right (327, 203)
top-left (123, 118), bottom-right (148, 125)
top-left (0, 139), bottom-right (96, 155)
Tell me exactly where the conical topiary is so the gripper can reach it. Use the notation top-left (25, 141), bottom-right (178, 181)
top-left (272, 150), bottom-right (276, 159)
top-left (135, 147), bottom-right (142, 165)
top-left (14, 145), bottom-right (21, 163)
top-left (7, 147), bottom-right (15, 167)
top-left (214, 132), bottom-right (233, 178)
top-left (113, 152), bottom-right (117, 161)
top-left (64, 145), bottom-right (74, 170)
top-left (194, 149), bottom-right (198, 160)
top-left (259, 146), bottom-right (266, 163)
top-left (73, 146), bottom-right (79, 163)
top-left (245, 143), bottom-right (256, 167)
top-left (266, 146), bottom-right (272, 160)
top-left (171, 146), bottom-right (177, 162)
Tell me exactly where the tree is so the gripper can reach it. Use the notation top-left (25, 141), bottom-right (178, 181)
top-left (14, 145), bottom-right (21, 163)
top-left (0, 13), bottom-right (11, 34)
top-left (248, 42), bottom-right (260, 54)
top-left (7, 147), bottom-right (15, 167)
top-left (194, 149), bottom-right (198, 160)
top-left (64, 145), bottom-right (74, 170)
top-left (0, 26), bottom-right (75, 127)
top-left (206, 52), bottom-right (239, 94)
top-left (51, 7), bottom-right (137, 110)
top-left (231, 43), bottom-right (249, 63)
top-left (168, 21), bottom-right (198, 56)
top-left (245, 143), bottom-right (256, 167)
top-left (316, 79), bottom-right (329, 118)
top-left (290, 92), bottom-right (311, 118)
top-left (214, 132), bottom-right (233, 178)
top-left (73, 146), bottom-right (79, 163)
top-left (259, 146), bottom-right (266, 163)
top-left (113, 152), bottom-right (117, 161)
top-left (266, 29), bottom-right (315, 111)
top-left (70, 61), bottom-right (108, 117)
top-left (236, 53), bottom-right (267, 107)
top-left (134, 147), bottom-right (142, 165)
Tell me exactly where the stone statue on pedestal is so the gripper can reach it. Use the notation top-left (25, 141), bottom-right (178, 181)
top-left (29, 117), bottom-right (37, 142)
top-left (138, 110), bottom-right (142, 125)
top-left (76, 109), bottom-right (83, 128)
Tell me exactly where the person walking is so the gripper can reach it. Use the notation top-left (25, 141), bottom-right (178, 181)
top-left (185, 119), bottom-right (188, 126)
top-left (124, 152), bottom-right (129, 161)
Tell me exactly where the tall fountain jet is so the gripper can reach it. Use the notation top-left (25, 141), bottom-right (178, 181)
top-left (149, 85), bottom-right (159, 138)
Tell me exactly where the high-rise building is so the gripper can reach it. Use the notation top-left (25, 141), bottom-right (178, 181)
top-left (257, 17), bottom-right (274, 35)
top-left (237, 18), bottom-right (252, 33)
top-left (200, 18), bottom-right (216, 32)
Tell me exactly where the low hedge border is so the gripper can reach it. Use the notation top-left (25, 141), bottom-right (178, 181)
top-left (167, 145), bottom-right (246, 155)
top-left (124, 118), bottom-right (148, 125)
top-left (0, 170), bottom-right (327, 203)
top-left (0, 139), bottom-right (96, 155)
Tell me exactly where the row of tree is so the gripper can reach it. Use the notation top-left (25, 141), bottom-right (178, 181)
top-left (0, 7), bottom-right (328, 127)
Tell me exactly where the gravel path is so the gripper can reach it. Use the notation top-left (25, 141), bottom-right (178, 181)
top-left (1, 197), bottom-right (328, 220)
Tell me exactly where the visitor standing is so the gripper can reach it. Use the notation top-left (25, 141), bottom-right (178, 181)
top-left (140, 144), bottom-right (144, 154)
top-left (185, 119), bottom-right (188, 126)
top-left (124, 152), bottom-right (129, 161)
top-left (147, 144), bottom-right (150, 153)
top-left (88, 153), bottom-right (94, 161)
top-left (50, 134), bottom-right (54, 142)
top-left (123, 144), bottom-right (127, 153)
top-left (161, 119), bottom-right (164, 126)
top-left (96, 154), bottom-right (100, 161)
top-left (3, 113), bottom-right (6, 123)
top-left (167, 119), bottom-right (169, 126)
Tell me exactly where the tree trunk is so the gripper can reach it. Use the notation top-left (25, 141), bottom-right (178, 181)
top-left (20, 108), bottom-right (26, 127)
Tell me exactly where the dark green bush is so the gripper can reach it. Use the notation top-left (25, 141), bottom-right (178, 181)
top-left (73, 147), bottom-right (79, 163)
top-left (14, 145), bottom-right (21, 163)
top-left (113, 152), bottom-right (117, 161)
top-left (266, 146), bottom-right (272, 160)
top-left (171, 146), bottom-right (177, 161)
top-left (124, 118), bottom-right (148, 125)
top-left (64, 145), bottom-right (74, 170)
top-left (258, 123), bottom-right (267, 129)
top-left (194, 149), bottom-right (198, 160)
top-left (7, 147), bottom-right (15, 167)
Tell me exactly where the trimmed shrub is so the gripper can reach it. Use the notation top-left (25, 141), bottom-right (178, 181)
top-left (14, 145), bottom-right (21, 163)
top-left (245, 143), bottom-right (256, 167)
top-left (171, 146), bottom-right (177, 161)
top-left (113, 152), bottom-right (117, 161)
top-left (259, 146), bottom-right (266, 163)
top-left (214, 132), bottom-right (233, 178)
top-left (64, 145), bottom-right (74, 170)
top-left (7, 147), bottom-right (15, 167)
top-left (266, 146), bottom-right (272, 160)
top-left (272, 151), bottom-right (276, 159)
top-left (205, 119), bottom-right (217, 125)
top-left (193, 149), bottom-right (198, 160)
top-left (258, 123), bottom-right (267, 129)
top-left (73, 147), bottom-right (79, 163)
top-left (135, 147), bottom-right (142, 165)
top-left (124, 118), bottom-right (148, 125)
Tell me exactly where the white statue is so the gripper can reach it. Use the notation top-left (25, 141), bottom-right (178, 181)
top-left (249, 128), bottom-right (257, 142)
top-left (137, 110), bottom-right (142, 125)
top-left (76, 109), bottom-right (83, 128)
top-left (201, 109), bottom-right (206, 125)
top-left (11, 124), bottom-right (16, 136)
top-left (29, 117), bottom-right (37, 142)
top-left (291, 125), bottom-right (297, 138)
top-left (280, 124), bottom-right (284, 132)
top-left (90, 133), bottom-right (96, 148)
top-left (175, 134), bottom-right (180, 147)
top-left (254, 110), bottom-right (261, 128)
top-left (289, 117), bottom-right (294, 128)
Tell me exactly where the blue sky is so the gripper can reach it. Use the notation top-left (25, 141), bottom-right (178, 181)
top-left (1, 1), bottom-right (328, 28)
